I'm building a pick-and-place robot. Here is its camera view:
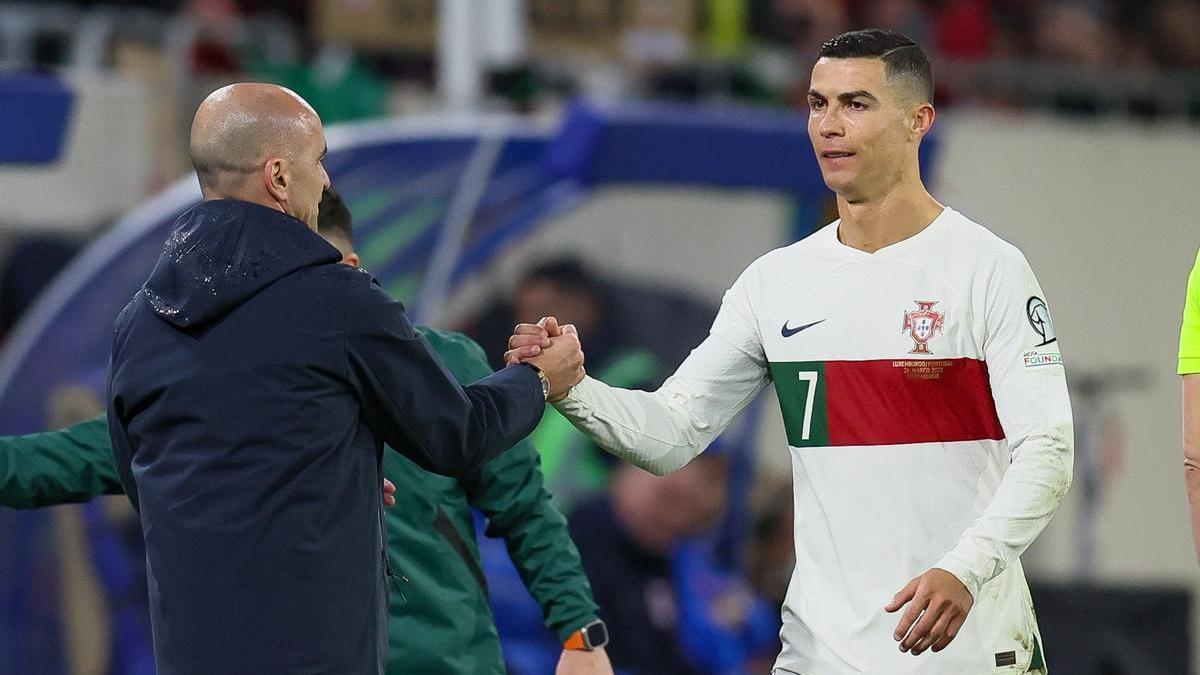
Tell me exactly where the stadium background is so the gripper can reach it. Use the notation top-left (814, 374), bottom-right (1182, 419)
top-left (0, 1), bottom-right (1197, 673)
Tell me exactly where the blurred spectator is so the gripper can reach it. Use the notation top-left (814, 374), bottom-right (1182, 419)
top-left (1033, 2), bottom-right (1114, 66)
top-left (250, 44), bottom-right (388, 125)
top-left (746, 482), bottom-right (794, 608)
top-left (569, 456), bottom-right (779, 675)
top-left (481, 253), bottom-right (716, 376)
top-left (183, 0), bottom-right (244, 76)
top-left (44, 378), bottom-right (108, 675)
top-left (931, 0), bottom-right (996, 60)
top-left (464, 255), bottom-right (715, 511)
top-left (858, 0), bottom-right (931, 48)
top-left (7, 0), bottom-right (1200, 133)
top-left (0, 236), bottom-right (81, 347)
top-left (622, 0), bottom-right (692, 65)
top-left (1152, 0), bottom-right (1200, 68)
top-left (43, 372), bottom-right (153, 675)
top-left (771, 0), bottom-right (850, 59)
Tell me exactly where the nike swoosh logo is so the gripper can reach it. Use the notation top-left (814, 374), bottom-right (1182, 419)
top-left (781, 319), bottom-right (825, 338)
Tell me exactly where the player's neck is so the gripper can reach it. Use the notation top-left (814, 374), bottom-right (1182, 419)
top-left (835, 182), bottom-right (943, 254)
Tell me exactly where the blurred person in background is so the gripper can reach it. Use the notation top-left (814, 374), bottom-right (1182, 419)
top-left (772, 0), bottom-right (850, 59)
top-left (466, 256), bottom-right (715, 513)
top-left (745, 481), bottom-right (796, 611)
top-left (0, 236), bottom-right (81, 350)
top-left (928, 0), bottom-right (996, 61)
top-left (1032, 2), bottom-right (1114, 66)
top-left (107, 83), bottom-right (577, 674)
top-left (570, 452), bottom-right (779, 675)
top-left (0, 188), bottom-right (611, 674)
top-left (44, 372), bottom-right (153, 675)
top-left (1151, 0), bottom-right (1200, 68)
top-left (856, 0), bottom-right (930, 49)
top-left (756, 0), bottom-right (850, 106)
top-left (508, 29), bottom-right (1072, 674)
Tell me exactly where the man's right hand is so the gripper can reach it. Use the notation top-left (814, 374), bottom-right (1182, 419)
top-left (505, 317), bottom-right (585, 401)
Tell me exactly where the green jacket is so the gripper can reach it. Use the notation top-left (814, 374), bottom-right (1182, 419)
top-left (0, 327), bottom-right (598, 674)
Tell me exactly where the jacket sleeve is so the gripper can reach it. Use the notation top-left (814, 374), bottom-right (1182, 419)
top-left (343, 274), bottom-right (545, 477)
top-left (552, 265), bottom-right (771, 476)
top-left (107, 309), bottom-right (143, 513)
top-left (0, 415), bottom-right (124, 509)
top-left (934, 248), bottom-right (1074, 597)
top-left (464, 439), bottom-right (600, 643)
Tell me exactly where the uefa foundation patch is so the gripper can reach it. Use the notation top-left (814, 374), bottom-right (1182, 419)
top-left (1022, 350), bottom-right (1063, 369)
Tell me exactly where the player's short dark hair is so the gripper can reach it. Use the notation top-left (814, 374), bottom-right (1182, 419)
top-left (818, 28), bottom-right (933, 104)
top-left (317, 188), bottom-right (354, 250)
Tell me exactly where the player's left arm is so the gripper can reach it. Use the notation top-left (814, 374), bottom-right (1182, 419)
top-left (1177, 248), bottom-right (1200, 565)
top-left (0, 415), bottom-right (125, 509)
top-left (462, 441), bottom-right (610, 673)
top-left (1181, 377), bottom-right (1200, 564)
top-left (431, 327), bottom-right (609, 672)
top-left (889, 248), bottom-right (1074, 655)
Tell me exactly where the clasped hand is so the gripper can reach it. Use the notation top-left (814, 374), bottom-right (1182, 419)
top-left (504, 316), bottom-right (586, 402)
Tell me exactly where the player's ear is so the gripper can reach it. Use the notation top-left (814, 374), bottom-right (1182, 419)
top-left (911, 102), bottom-right (935, 141)
top-left (264, 157), bottom-right (289, 203)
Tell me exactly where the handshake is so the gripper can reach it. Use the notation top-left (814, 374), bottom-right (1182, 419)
top-left (504, 316), bottom-right (586, 403)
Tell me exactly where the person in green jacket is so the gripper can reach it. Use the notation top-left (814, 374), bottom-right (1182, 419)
top-left (0, 189), bottom-right (612, 675)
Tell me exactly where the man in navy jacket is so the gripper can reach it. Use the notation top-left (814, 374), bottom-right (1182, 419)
top-left (107, 83), bottom-right (583, 675)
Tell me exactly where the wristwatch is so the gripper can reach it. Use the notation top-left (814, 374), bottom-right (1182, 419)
top-left (563, 619), bottom-right (608, 651)
top-left (520, 362), bottom-right (550, 401)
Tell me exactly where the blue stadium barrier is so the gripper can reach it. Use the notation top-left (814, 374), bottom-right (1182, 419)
top-left (0, 73), bottom-right (75, 165)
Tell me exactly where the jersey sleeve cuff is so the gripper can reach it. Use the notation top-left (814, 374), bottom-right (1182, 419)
top-left (1179, 356), bottom-right (1200, 375)
top-left (552, 375), bottom-right (599, 414)
top-left (932, 560), bottom-right (983, 599)
top-left (553, 614), bottom-right (602, 644)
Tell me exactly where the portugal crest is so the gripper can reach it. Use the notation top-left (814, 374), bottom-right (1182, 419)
top-left (902, 300), bottom-right (944, 354)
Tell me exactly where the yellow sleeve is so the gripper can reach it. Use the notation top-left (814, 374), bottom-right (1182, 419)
top-left (1179, 248), bottom-right (1200, 374)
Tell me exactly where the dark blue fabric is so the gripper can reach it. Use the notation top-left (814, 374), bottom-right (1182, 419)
top-left (106, 199), bottom-right (545, 675)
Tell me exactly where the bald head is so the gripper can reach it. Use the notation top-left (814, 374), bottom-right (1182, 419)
top-left (190, 84), bottom-right (316, 192)
top-left (189, 83), bottom-right (330, 229)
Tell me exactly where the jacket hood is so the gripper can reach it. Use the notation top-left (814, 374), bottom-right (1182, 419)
top-left (143, 199), bottom-right (341, 328)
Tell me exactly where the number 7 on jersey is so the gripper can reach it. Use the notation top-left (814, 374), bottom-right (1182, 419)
top-left (769, 361), bottom-right (830, 447)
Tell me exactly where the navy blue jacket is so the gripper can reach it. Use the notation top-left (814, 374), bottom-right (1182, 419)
top-left (106, 200), bottom-right (544, 675)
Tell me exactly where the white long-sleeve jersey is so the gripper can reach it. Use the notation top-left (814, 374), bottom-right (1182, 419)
top-left (555, 207), bottom-right (1073, 674)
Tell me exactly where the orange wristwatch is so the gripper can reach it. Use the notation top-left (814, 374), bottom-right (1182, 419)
top-left (563, 619), bottom-right (608, 651)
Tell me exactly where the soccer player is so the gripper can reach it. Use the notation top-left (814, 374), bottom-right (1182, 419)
top-left (507, 29), bottom-right (1072, 674)
top-left (1177, 248), bottom-right (1200, 564)
top-left (0, 189), bottom-right (612, 674)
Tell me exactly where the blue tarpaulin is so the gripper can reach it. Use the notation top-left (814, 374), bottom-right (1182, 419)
top-left (0, 73), bottom-right (75, 165)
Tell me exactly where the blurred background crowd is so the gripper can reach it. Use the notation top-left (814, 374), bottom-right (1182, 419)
top-left (1, 1), bottom-right (1199, 674)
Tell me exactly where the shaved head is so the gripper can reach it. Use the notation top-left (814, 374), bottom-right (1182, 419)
top-left (190, 83), bottom-right (317, 191)
top-left (189, 83), bottom-right (330, 229)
